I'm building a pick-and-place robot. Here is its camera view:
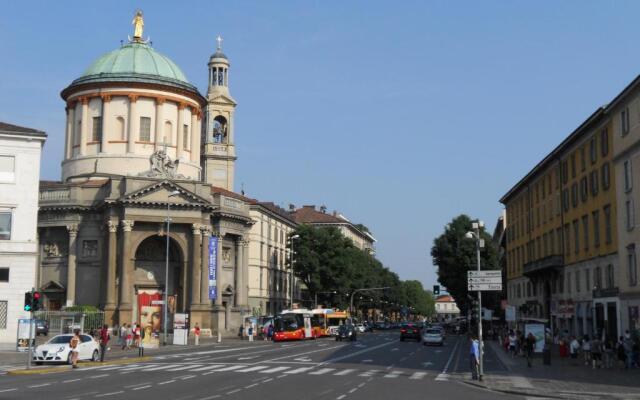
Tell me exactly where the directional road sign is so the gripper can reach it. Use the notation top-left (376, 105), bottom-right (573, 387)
top-left (468, 271), bottom-right (503, 291)
top-left (468, 282), bottom-right (503, 291)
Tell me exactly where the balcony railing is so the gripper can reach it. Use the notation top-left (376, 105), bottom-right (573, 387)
top-left (39, 190), bottom-right (70, 202)
top-left (523, 254), bottom-right (563, 276)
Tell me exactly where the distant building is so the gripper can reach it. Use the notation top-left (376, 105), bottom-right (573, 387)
top-left (434, 295), bottom-right (460, 321)
top-left (0, 122), bottom-right (46, 344)
top-left (289, 205), bottom-right (376, 254)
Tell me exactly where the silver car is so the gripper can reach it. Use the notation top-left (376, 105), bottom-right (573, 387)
top-left (422, 328), bottom-right (444, 346)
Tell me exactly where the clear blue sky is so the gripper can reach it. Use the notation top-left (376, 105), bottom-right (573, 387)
top-left (2, 1), bottom-right (640, 290)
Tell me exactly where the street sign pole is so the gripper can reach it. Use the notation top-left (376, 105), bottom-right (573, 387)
top-left (475, 227), bottom-right (483, 381)
top-left (27, 287), bottom-right (33, 370)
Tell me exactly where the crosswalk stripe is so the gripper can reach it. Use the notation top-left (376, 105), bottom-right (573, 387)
top-left (359, 370), bottom-right (381, 377)
top-left (259, 366), bottom-right (290, 374)
top-left (409, 372), bottom-right (427, 380)
top-left (333, 369), bottom-right (355, 376)
top-left (119, 364), bottom-right (160, 371)
top-left (143, 364), bottom-right (183, 371)
top-left (212, 365), bottom-right (246, 372)
top-left (284, 367), bottom-right (314, 374)
top-left (236, 366), bottom-right (269, 373)
top-left (167, 364), bottom-right (204, 371)
top-left (383, 371), bottom-right (402, 378)
top-left (95, 364), bottom-right (140, 371)
top-left (190, 365), bottom-right (227, 372)
top-left (309, 368), bottom-right (334, 375)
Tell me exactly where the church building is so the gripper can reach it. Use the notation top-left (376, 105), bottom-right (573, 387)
top-left (37, 14), bottom-right (251, 334)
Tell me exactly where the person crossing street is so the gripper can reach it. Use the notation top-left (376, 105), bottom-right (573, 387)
top-left (99, 325), bottom-right (110, 362)
top-left (525, 332), bottom-right (536, 368)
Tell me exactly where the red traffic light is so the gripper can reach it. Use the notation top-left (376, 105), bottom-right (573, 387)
top-left (33, 292), bottom-right (41, 300)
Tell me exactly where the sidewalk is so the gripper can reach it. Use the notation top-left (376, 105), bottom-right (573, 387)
top-left (464, 340), bottom-right (640, 400)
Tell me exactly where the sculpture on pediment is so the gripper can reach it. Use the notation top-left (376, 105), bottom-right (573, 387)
top-left (43, 242), bottom-right (64, 258)
top-left (222, 247), bottom-right (231, 263)
top-left (138, 149), bottom-right (187, 179)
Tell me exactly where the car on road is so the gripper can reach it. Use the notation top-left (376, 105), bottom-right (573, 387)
top-left (422, 328), bottom-right (445, 346)
top-left (35, 319), bottom-right (49, 336)
top-left (400, 323), bottom-right (421, 342)
top-left (335, 324), bottom-right (357, 341)
top-left (355, 323), bottom-right (366, 333)
top-left (33, 333), bottom-right (100, 365)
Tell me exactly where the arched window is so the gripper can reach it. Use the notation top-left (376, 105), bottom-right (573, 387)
top-left (116, 117), bottom-right (126, 140)
top-left (212, 116), bottom-right (227, 143)
top-left (164, 121), bottom-right (173, 145)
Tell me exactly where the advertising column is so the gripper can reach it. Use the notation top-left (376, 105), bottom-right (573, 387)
top-left (209, 236), bottom-right (218, 301)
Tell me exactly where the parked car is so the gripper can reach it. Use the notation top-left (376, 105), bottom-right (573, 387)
top-left (400, 323), bottom-right (421, 342)
top-left (355, 323), bottom-right (366, 333)
top-left (33, 334), bottom-right (100, 365)
top-left (34, 319), bottom-right (49, 336)
top-left (335, 324), bottom-right (357, 341)
top-left (422, 328), bottom-right (445, 346)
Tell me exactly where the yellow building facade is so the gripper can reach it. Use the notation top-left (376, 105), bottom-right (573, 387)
top-left (501, 108), bottom-right (619, 338)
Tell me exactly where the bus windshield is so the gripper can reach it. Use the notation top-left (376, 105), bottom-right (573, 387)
top-left (274, 314), bottom-right (303, 332)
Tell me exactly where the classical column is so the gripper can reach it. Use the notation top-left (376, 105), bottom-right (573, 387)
top-left (105, 220), bottom-right (118, 308)
top-left (242, 239), bottom-right (249, 307)
top-left (154, 97), bottom-right (165, 150)
top-left (190, 108), bottom-right (200, 163)
top-left (190, 223), bottom-right (202, 307)
top-left (235, 238), bottom-right (246, 307)
top-left (214, 232), bottom-right (223, 306)
top-left (100, 95), bottom-right (111, 153)
top-left (200, 225), bottom-right (211, 306)
top-left (66, 224), bottom-right (79, 307)
top-left (64, 103), bottom-right (74, 160)
top-left (176, 103), bottom-right (185, 159)
top-left (119, 220), bottom-right (134, 308)
top-left (79, 97), bottom-right (89, 156)
top-left (127, 95), bottom-right (138, 153)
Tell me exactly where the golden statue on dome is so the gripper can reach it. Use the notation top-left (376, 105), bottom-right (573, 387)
top-left (132, 10), bottom-right (144, 40)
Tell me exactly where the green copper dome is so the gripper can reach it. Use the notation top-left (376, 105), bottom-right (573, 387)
top-left (66, 42), bottom-right (198, 93)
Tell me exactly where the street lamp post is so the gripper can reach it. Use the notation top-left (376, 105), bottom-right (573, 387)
top-left (289, 234), bottom-right (300, 309)
top-left (465, 220), bottom-right (485, 381)
top-left (163, 190), bottom-right (181, 346)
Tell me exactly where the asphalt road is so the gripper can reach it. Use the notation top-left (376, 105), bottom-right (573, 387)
top-left (0, 332), bottom-right (526, 400)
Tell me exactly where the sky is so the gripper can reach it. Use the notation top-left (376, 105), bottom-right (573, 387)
top-left (2, 1), bottom-right (640, 291)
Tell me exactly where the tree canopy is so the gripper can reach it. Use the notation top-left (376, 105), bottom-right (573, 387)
top-left (430, 214), bottom-right (499, 313)
top-left (290, 225), bottom-right (434, 317)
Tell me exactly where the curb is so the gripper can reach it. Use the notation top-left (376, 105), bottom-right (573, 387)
top-left (461, 380), bottom-right (566, 399)
top-left (7, 356), bottom-right (152, 375)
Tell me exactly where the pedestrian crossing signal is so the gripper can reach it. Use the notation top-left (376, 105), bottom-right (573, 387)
top-left (32, 291), bottom-right (41, 311)
top-left (24, 292), bottom-right (33, 311)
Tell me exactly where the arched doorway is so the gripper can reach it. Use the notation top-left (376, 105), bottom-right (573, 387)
top-left (132, 235), bottom-right (184, 345)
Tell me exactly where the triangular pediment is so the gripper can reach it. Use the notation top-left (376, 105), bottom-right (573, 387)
top-left (121, 180), bottom-right (212, 208)
top-left (41, 280), bottom-right (65, 292)
top-left (209, 93), bottom-right (237, 106)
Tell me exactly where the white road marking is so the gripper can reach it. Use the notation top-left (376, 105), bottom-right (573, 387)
top-left (28, 383), bottom-right (51, 388)
top-left (422, 362), bottom-right (434, 367)
top-left (158, 380), bottom-right (175, 385)
top-left (63, 379), bottom-right (82, 383)
top-left (212, 365), bottom-right (246, 372)
top-left (383, 370), bottom-right (402, 378)
top-left (191, 364), bottom-right (227, 371)
top-left (309, 368), bottom-right (335, 375)
top-left (143, 364), bottom-right (182, 371)
top-left (124, 382), bottom-right (151, 388)
top-left (226, 389), bottom-right (242, 394)
top-left (95, 391), bottom-right (124, 397)
top-left (259, 366), bottom-right (290, 374)
top-left (132, 385), bottom-right (152, 391)
top-left (409, 372), bottom-right (427, 380)
top-left (0, 389), bottom-right (17, 393)
top-left (238, 356), bottom-right (258, 360)
top-left (361, 359), bottom-right (373, 363)
top-left (511, 376), bottom-right (533, 388)
top-left (284, 367), bottom-right (314, 374)
top-left (294, 357), bottom-right (312, 362)
top-left (349, 388), bottom-right (358, 393)
top-left (244, 383), bottom-right (259, 389)
top-left (236, 366), bottom-right (269, 373)
top-left (90, 374), bottom-right (110, 379)
top-left (118, 364), bottom-right (158, 371)
top-left (199, 396), bottom-right (221, 400)
top-left (334, 369), bottom-right (355, 376)
top-left (167, 364), bottom-right (204, 371)
top-left (181, 375), bottom-right (196, 380)
top-left (359, 370), bottom-right (381, 377)
top-left (391, 348), bottom-right (399, 351)
top-left (337, 395), bottom-right (346, 400)
top-left (436, 337), bottom-right (460, 381)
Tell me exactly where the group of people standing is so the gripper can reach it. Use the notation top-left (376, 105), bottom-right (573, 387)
top-left (567, 331), bottom-right (640, 369)
top-left (239, 323), bottom-right (274, 341)
top-left (118, 323), bottom-right (145, 356)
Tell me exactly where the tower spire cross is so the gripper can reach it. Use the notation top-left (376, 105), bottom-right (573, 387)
top-left (216, 35), bottom-right (223, 51)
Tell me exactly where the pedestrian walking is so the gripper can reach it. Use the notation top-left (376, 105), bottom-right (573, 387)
top-left (133, 322), bottom-right (141, 349)
top-left (525, 332), bottom-right (536, 367)
top-left (591, 335), bottom-right (602, 369)
top-left (138, 327), bottom-right (145, 357)
top-left (99, 325), bottom-right (110, 362)
top-left (603, 338), bottom-right (615, 369)
top-left (238, 325), bottom-right (244, 340)
top-left (623, 331), bottom-right (634, 369)
top-left (267, 324), bottom-right (274, 341)
top-left (508, 330), bottom-right (517, 357)
top-left (120, 324), bottom-right (127, 350)
top-left (569, 336), bottom-right (580, 366)
top-left (194, 323), bottom-right (201, 346)
top-left (248, 325), bottom-right (254, 342)
top-left (582, 335), bottom-right (591, 366)
top-left (617, 336), bottom-right (627, 369)
top-left (470, 335), bottom-right (480, 380)
top-left (125, 324), bottom-right (133, 350)
top-left (69, 329), bottom-right (81, 369)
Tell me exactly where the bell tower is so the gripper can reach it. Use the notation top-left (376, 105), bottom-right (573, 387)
top-left (203, 35), bottom-right (237, 190)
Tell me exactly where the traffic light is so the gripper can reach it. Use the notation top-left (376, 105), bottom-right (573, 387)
top-left (24, 292), bottom-right (33, 311)
top-left (433, 285), bottom-right (440, 295)
top-left (32, 291), bottom-right (41, 311)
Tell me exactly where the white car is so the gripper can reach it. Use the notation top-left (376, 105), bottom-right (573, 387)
top-left (355, 324), bottom-right (366, 333)
top-left (422, 328), bottom-right (445, 346)
top-left (33, 334), bottom-right (100, 365)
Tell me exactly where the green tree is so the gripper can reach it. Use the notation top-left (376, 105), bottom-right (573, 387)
top-left (430, 214), bottom-right (499, 313)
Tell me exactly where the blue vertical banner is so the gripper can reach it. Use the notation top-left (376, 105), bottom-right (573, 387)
top-left (208, 236), bottom-right (218, 300)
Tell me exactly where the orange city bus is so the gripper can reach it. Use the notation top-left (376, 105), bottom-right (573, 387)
top-left (272, 309), bottom-right (316, 342)
top-left (325, 310), bottom-right (349, 336)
